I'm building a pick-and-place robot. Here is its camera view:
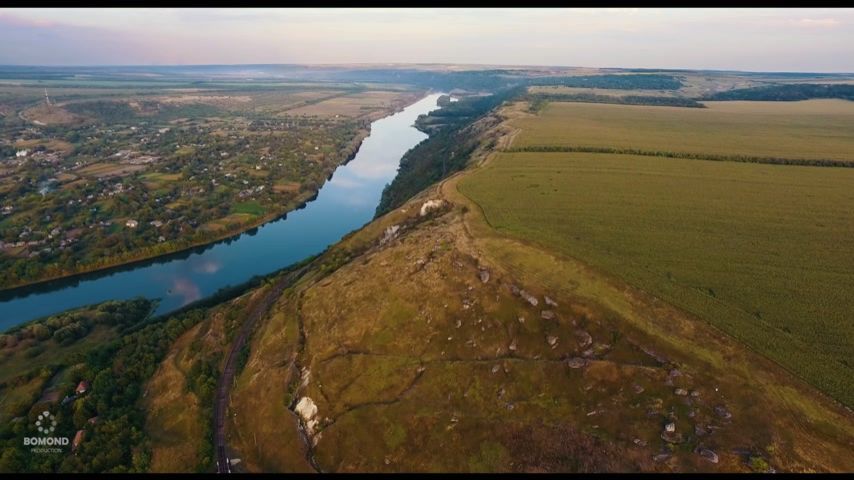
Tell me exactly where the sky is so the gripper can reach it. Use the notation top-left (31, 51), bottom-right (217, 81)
top-left (0, 8), bottom-right (852, 72)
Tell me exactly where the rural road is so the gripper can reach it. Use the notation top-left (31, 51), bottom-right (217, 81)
top-left (214, 265), bottom-right (311, 474)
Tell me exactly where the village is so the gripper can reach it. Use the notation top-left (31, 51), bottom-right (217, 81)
top-left (0, 90), bottom-right (371, 288)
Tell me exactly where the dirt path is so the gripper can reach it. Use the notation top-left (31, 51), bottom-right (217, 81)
top-left (214, 265), bottom-right (312, 474)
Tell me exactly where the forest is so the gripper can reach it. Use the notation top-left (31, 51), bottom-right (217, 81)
top-left (704, 83), bottom-right (854, 101)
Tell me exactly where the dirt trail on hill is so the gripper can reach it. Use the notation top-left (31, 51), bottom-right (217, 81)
top-left (214, 265), bottom-right (313, 474)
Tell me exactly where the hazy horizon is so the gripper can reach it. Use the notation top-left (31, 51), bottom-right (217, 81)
top-left (1, 8), bottom-right (853, 73)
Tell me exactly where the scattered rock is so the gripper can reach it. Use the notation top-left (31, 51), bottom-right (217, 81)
top-left (690, 390), bottom-right (701, 398)
top-left (491, 364), bottom-right (501, 374)
top-left (714, 405), bottom-right (732, 420)
top-left (636, 344), bottom-right (668, 364)
top-left (633, 438), bottom-right (648, 447)
top-left (540, 310), bottom-right (556, 320)
top-left (575, 330), bottom-right (593, 348)
top-left (509, 284), bottom-right (521, 296)
top-left (520, 290), bottom-right (539, 307)
top-left (694, 424), bottom-right (708, 436)
top-left (661, 431), bottom-right (684, 444)
top-left (455, 320), bottom-right (462, 328)
top-left (566, 357), bottom-right (587, 369)
top-left (379, 225), bottom-right (401, 246)
top-left (674, 388), bottom-right (688, 396)
top-left (665, 422), bottom-right (676, 433)
top-left (632, 384), bottom-right (645, 394)
top-left (697, 448), bottom-right (719, 464)
top-left (497, 388), bottom-right (506, 398)
top-left (653, 453), bottom-right (671, 463)
top-left (478, 269), bottom-right (490, 283)
top-left (546, 335), bottom-right (559, 347)
top-left (581, 348), bottom-right (595, 357)
top-left (420, 199), bottom-right (445, 217)
top-left (517, 316), bottom-right (525, 324)
top-left (295, 397), bottom-right (319, 435)
top-left (544, 296), bottom-right (558, 307)
top-left (508, 339), bottom-right (518, 351)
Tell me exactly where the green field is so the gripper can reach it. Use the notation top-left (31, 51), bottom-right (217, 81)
top-left (459, 151), bottom-right (854, 406)
top-left (231, 200), bottom-right (267, 217)
top-left (511, 100), bottom-right (854, 161)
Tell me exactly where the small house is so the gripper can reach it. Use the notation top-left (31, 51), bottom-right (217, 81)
top-left (75, 380), bottom-right (90, 395)
top-left (72, 430), bottom-right (85, 453)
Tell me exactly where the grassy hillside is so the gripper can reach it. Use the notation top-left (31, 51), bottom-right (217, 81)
top-left (510, 100), bottom-right (854, 162)
top-left (227, 181), bottom-right (854, 472)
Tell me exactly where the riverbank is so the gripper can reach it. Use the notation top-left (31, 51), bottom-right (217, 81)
top-left (0, 92), bottom-right (426, 294)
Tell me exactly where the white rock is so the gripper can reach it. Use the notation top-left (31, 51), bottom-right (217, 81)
top-left (420, 199), bottom-right (445, 217)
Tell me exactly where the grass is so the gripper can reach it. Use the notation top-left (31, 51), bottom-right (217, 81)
top-left (231, 201), bottom-right (266, 217)
top-left (75, 162), bottom-right (146, 178)
top-left (510, 100), bottom-right (854, 162)
top-left (458, 150), bottom-right (854, 406)
top-left (144, 321), bottom-right (206, 473)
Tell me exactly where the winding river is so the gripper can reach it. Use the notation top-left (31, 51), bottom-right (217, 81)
top-left (0, 93), bottom-right (444, 330)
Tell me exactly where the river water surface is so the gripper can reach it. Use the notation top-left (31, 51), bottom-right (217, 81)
top-left (0, 93), bottom-right (444, 330)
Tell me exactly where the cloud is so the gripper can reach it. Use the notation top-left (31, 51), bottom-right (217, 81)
top-left (0, 8), bottom-right (851, 71)
top-left (169, 277), bottom-right (201, 306)
top-left (796, 18), bottom-right (841, 28)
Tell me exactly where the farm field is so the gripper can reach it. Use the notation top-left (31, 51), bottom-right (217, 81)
top-left (510, 100), bottom-right (854, 162)
top-left (284, 91), bottom-right (416, 117)
top-left (459, 150), bottom-right (854, 406)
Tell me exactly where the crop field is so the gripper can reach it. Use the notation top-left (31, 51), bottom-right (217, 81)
top-left (285, 90), bottom-right (414, 117)
top-left (459, 151), bottom-right (854, 406)
top-left (510, 100), bottom-right (854, 162)
top-left (75, 162), bottom-right (147, 178)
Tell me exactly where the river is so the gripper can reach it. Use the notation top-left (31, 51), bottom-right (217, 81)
top-left (0, 93), bottom-right (444, 330)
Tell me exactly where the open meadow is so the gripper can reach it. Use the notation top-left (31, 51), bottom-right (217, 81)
top-left (510, 100), bottom-right (854, 162)
top-left (459, 101), bottom-right (854, 407)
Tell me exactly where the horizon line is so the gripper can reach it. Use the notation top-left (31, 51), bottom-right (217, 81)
top-left (0, 62), bottom-right (852, 76)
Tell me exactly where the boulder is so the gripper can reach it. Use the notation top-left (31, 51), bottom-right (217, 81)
top-left (478, 269), bottom-right (490, 283)
top-left (714, 405), bottom-right (732, 420)
top-left (379, 225), bottom-right (400, 246)
top-left (575, 330), bottom-right (593, 348)
top-left (420, 199), bottom-right (445, 217)
top-left (674, 388), bottom-right (688, 396)
top-left (520, 290), bottom-right (539, 307)
top-left (540, 310), bottom-right (556, 320)
top-left (544, 296), bottom-right (558, 307)
top-left (546, 335), bottom-right (559, 347)
top-left (632, 384), bottom-right (645, 394)
top-left (660, 431), bottom-right (684, 444)
top-left (566, 357), bottom-right (587, 369)
top-left (697, 448), bottom-right (719, 464)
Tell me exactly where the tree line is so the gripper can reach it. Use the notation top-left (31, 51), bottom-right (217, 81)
top-left (507, 145), bottom-right (854, 168)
